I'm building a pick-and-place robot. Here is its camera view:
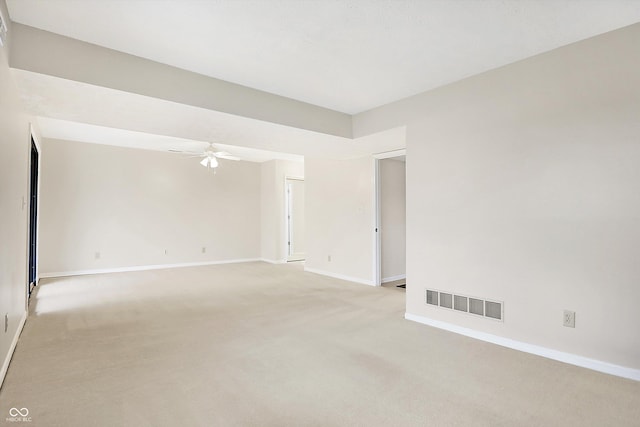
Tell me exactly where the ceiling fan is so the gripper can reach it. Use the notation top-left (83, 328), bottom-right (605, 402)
top-left (171, 143), bottom-right (242, 171)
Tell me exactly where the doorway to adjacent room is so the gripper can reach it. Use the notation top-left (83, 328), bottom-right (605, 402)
top-left (285, 178), bottom-right (305, 262)
top-left (27, 136), bottom-right (40, 300)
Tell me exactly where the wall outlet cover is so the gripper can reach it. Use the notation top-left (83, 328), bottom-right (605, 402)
top-left (563, 310), bottom-right (576, 328)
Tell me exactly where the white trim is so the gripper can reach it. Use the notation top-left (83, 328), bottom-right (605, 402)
top-left (28, 124), bottom-right (43, 308)
top-left (373, 149), bottom-right (406, 160)
top-left (0, 311), bottom-right (27, 389)
top-left (285, 176), bottom-right (305, 262)
top-left (372, 152), bottom-right (407, 287)
top-left (260, 258), bottom-right (287, 265)
top-left (382, 274), bottom-right (406, 283)
top-left (304, 267), bottom-right (375, 286)
top-left (284, 177), bottom-right (291, 261)
top-left (30, 123), bottom-right (43, 153)
top-left (405, 312), bottom-right (640, 381)
top-left (39, 258), bottom-right (262, 278)
top-left (373, 158), bottom-right (381, 286)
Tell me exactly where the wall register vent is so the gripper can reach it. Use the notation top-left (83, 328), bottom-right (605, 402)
top-left (425, 289), bottom-right (503, 321)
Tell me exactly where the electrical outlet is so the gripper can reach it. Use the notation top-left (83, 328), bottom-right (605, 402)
top-left (563, 310), bottom-right (576, 328)
top-left (4, 313), bottom-right (8, 333)
top-left (94, 251), bottom-right (101, 260)
top-left (202, 247), bottom-right (206, 254)
top-left (164, 249), bottom-right (168, 255)
top-left (328, 255), bottom-right (331, 262)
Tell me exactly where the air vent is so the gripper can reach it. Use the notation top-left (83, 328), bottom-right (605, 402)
top-left (454, 295), bottom-right (468, 312)
top-left (425, 289), bottom-right (503, 322)
top-left (439, 293), bottom-right (452, 309)
top-left (469, 298), bottom-right (484, 316)
top-left (426, 290), bottom-right (438, 306)
top-left (485, 301), bottom-right (502, 320)
top-left (0, 8), bottom-right (7, 47)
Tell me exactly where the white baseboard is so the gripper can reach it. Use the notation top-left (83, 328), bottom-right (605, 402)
top-left (1, 311), bottom-right (27, 389)
top-left (382, 274), bottom-right (406, 283)
top-left (304, 267), bottom-right (374, 286)
top-left (405, 312), bottom-right (640, 381)
top-left (260, 259), bottom-right (287, 265)
top-left (39, 258), bottom-right (262, 278)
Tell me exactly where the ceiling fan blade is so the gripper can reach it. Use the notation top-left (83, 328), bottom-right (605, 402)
top-left (169, 149), bottom-right (204, 156)
top-left (214, 152), bottom-right (241, 161)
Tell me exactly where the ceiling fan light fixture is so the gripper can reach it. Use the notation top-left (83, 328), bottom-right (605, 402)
top-left (200, 156), bottom-right (218, 169)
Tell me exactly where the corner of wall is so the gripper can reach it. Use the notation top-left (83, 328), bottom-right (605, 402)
top-left (0, 312), bottom-right (27, 389)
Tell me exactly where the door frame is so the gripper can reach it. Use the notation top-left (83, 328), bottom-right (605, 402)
top-left (372, 149), bottom-right (406, 286)
top-left (284, 176), bottom-right (304, 262)
top-left (26, 125), bottom-right (42, 306)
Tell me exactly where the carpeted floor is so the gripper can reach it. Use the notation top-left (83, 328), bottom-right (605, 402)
top-left (1, 262), bottom-right (638, 426)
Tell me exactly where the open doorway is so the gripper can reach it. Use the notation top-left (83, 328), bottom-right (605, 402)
top-left (285, 177), bottom-right (305, 262)
top-left (374, 150), bottom-right (406, 287)
top-left (27, 136), bottom-right (40, 299)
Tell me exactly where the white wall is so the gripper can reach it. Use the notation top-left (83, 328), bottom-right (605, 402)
top-left (0, 0), bottom-right (32, 385)
top-left (380, 159), bottom-right (406, 281)
top-left (260, 160), bottom-right (278, 262)
top-left (305, 156), bottom-right (375, 285)
top-left (39, 139), bottom-right (262, 274)
top-left (353, 23), bottom-right (640, 370)
top-left (260, 159), bottom-right (304, 263)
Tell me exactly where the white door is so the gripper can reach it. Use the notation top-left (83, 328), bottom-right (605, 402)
top-left (286, 179), bottom-right (305, 261)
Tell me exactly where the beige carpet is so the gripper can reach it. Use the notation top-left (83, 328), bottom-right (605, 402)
top-left (1, 262), bottom-right (638, 426)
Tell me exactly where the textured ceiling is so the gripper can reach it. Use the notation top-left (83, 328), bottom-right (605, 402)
top-left (8, 0), bottom-right (640, 114)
